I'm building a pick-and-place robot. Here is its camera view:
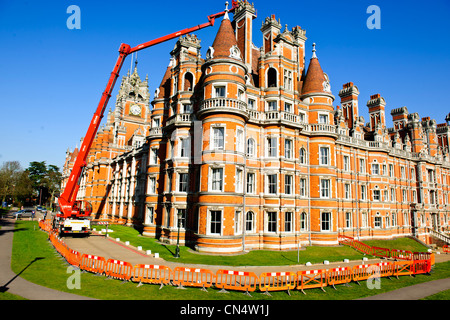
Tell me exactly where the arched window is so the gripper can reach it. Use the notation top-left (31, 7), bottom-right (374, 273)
top-left (299, 148), bottom-right (306, 164)
top-left (245, 211), bottom-right (254, 232)
top-left (184, 72), bottom-right (194, 91)
top-left (267, 67), bottom-right (277, 87)
top-left (247, 138), bottom-right (255, 157)
top-left (300, 212), bottom-right (308, 231)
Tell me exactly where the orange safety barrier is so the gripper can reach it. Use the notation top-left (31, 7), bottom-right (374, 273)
top-left (371, 246), bottom-right (390, 258)
top-left (132, 264), bottom-right (172, 288)
top-left (413, 251), bottom-right (434, 266)
top-left (172, 267), bottom-right (215, 291)
top-left (390, 249), bottom-right (412, 261)
top-left (412, 259), bottom-right (431, 275)
top-left (327, 267), bottom-right (352, 289)
top-left (393, 261), bottom-right (413, 278)
top-left (444, 245), bottom-right (449, 254)
top-left (296, 269), bottom-right (327, 294)
top-left (259, 271), bottom-right (297, 295)
top-left (215, 269), bottom-right (259, 295)
top-left (352, 264), bottom-right (374, 283)
top-left (376, 262), bottom-right (394, 278)
top-left (105, 259), bottom-right (133, 281)
top-left (79, 254), bottom-right (107, 274)
top-left (66, 249), bottom-right (81, 267)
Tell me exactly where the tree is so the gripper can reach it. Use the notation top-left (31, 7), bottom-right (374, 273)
top-left (0, 161), bottom-right (22, 204)
top-left (27, 161), bottom-right (62, 206)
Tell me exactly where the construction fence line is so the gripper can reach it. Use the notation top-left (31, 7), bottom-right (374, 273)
top-left (41, 223), bottom-right (436, 296)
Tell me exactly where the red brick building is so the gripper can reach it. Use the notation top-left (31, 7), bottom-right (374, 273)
top-left (63, 1), bottom-right (450, 253)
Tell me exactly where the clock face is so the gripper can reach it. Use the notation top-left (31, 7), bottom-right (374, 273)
top-left (130, 104), bottom-right (141, 116)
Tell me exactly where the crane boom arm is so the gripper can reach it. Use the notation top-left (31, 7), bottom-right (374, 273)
top-left (58, 2), bottom-right (237, 218)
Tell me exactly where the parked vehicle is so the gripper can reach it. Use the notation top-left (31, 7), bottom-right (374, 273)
top-left (14, 209), bottom-right (35, 219)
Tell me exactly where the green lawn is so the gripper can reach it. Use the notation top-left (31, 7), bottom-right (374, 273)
top-left (3, 220), bottom-right (449, 301)
top-left (362, 238), bottom-right (429, 253)
top-left (101, 224), bottom-right (369, 266)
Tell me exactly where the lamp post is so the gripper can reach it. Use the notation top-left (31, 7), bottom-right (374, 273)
top-left (174, 211), bottom-right (182, 258)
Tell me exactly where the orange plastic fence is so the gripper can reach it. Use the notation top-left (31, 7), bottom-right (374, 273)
top-left (132, 264), bottom-right (172, 286)
top-left (393, 261), bottom-right (413, 278)
top-left (390, 249), bottom-right (412, 261)
top-left (412, 259), bottom-right (431, 275)
top-left (296, 269), bottom-right (327, 294)
top-left (172, 267), bottom-right (215, 290)
top-left (371, 246), bottom-right (390, 258)
top-left (215, 269), bottom-right (259, 294)
top-left (79, 254), bottom-right (107, 274)
top-left (444, 245), bottom-right (449, 254)
top-left (327, 267), bottom-right (352, 289)
top-left (259, 271), bottom-right (297, 295)
top-left (375, 262), bottom-right (394, 278)
top-left (352, 264), bottom-right (373, 283)
top-left (67, 249), bottom-right (81, 267)
top-left (105, 259), bottom-right (133, 281)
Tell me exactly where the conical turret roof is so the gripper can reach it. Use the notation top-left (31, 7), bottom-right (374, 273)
top-left (301, 43), bottom-right (331, 97)
top-left (208, 10), bottom-right (243, 61)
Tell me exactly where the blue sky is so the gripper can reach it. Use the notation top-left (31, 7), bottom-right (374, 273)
top-left (1, 0), bottom-right (449, 170)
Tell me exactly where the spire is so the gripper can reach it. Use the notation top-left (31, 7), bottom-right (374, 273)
top-left (301, 43), bottom-right (332, 97)
top-left (206, 2), bottom-right (243, 61)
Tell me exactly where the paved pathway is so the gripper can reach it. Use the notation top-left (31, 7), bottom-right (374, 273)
top-left (1, 215), bottom-right (450, 300)
top-left (0, 217), bottom-right (95, 300)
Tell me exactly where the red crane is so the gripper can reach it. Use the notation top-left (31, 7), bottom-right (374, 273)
top-left (56, 2), bottom-right (237, 233)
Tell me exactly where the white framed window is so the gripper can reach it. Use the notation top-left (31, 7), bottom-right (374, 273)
top-left (235, 168), bottom-right (243, 193)
top-left (345, 183), bottom-right (351, 199)
top-left (268, 174), bottom-right (277, 194)
top-left (267, 100), bottom-right (277, 111)
top-left (284, 102), bottom-right (292, 113)
top-left (267, 211), bottom-right (277, 232)
top-left (214, 85), bottom-right (226, 98)
top-left (209, 210), bottom-right (222, 235)
top-left (234, 210), bottom-right (242, 235)
top-left (345, 212), bottom-right (352, 229)
top-left (178, 173), bottom-right (188, 192)
top-left (361, 185), bottom-right (366, 200)
top-left (284, 212), bottom-right (293, 232)
top-left (300, 178), bottom-right (307, 197)
top-left (300, 212), bottom-right (308, 231)
top-left (211, 167), bottom-right (223, 191)
top-left (247, 172), bottom-right (255, 194)
top-left (166, 172), bottom-right (172, 192)
top-left (373, 189), bottom-right (381, 201)
top-left (212, 127), bottom-right (225, 150)
top-left (236, 128), bottom-right (244, 153)
top-left (359, 159), bottom-right (366, 173)
top-left (299, 148), bottom-right (306, 164)
top-left (320, 179), bottom-right (331, 198)
top-left (283, 70), bottom-right (293, 91)
top-left (403, 212), bottom-right (409, 226)
top-left (285, 139), bottom-right (292, 159)
top-left (318, 113), bottom-right (328, 124)
top-left (362, 212), bottom-right (368, 228)
top-left (146, 206), bottom-right (154, 225)
top-left (343, 155), bottom-right (350, 171)
top-left (247, 138), bottom-right (255, 157)
top-left (389, 164), bottom-right (394, 177)
top-left (284, 175), bottom-right (293, 195)
top-left (150, 148), bottom-right (158, 165)
top-left (321, 212), bottom-right (331, 231)
top-left (248, 98), bottom-right (255, 110)
top-left (245, 211), bottom-right (254, 233)
top-left (392, 212), bottom-right (397, 227)
top-left (179, 137), bottom-right (190, 158)
top-left (372, 163), bottom-right (379, 175)
top-left (148, 176), bottom-right (156, 194)
top-left (267, 137), bottom-right (277, 157)
top-left (374, 213), bottom-right (382, 228)
top-left (390, 188), bottom-right (395, 202)
top-left (319, 147), bottom-right (329, 165)
top-left (181, 104), bottom-right (192, 114)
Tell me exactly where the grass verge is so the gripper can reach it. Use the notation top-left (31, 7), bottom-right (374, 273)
top-left (4, 220), bottom-right (450, 301)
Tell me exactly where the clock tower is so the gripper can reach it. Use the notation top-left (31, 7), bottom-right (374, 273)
top-left (112, 64), bottom-right (151, 147)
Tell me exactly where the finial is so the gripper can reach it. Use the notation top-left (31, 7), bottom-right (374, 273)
top-left (224, 1), bottom-right (229, 20)
top-left (312, 43), bottom-right (317, 59)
